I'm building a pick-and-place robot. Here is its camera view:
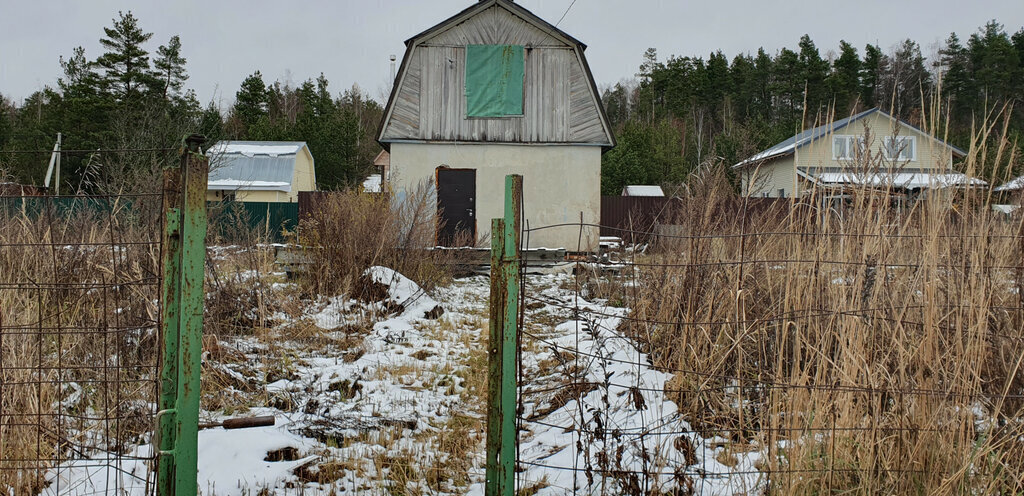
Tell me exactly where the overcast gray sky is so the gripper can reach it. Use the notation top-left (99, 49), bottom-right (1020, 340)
top-left (2, 0), bottom-right (1022, 107)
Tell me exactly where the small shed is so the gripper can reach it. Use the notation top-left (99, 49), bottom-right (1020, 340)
top-left (622, 185), bottom-right (665, 197)
top-left (377, 0), bottom-right (615, 250)
top-left (206, 141), bottom-right (316, 203)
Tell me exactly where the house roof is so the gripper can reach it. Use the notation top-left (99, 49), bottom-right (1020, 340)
top-left (206, 141), bottom-right (310, 193)
top-left (995, 175), bottom-right (1024, 192)
top-left (377, 0), bottom-right (615, 151)
top-left (799, 170), bottom-right (987, 189)
top-left (733, 108), bottom-right (968, 169)
top-left (622, 185), bottom-right (665, 197)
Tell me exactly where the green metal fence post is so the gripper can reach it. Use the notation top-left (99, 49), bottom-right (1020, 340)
top-left (156, 134), bottom-right (208, 496)
top-left (156, 154), bottom-right (184, 496)
top-left (486, 174), bottom-right (522, 496)
top-left (175, 135), bottom-right (209, 495)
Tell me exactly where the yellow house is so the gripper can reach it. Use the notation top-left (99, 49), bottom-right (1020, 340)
top-left (734, 108), bottom-right (983, 198)
top-left (206, 141), bottom-right (316, 202)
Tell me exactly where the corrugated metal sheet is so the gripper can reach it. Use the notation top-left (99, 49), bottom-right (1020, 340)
top-left (207, 141), bottom-right (306, 192)
top-left (208, 141), bottom-right (306, 156)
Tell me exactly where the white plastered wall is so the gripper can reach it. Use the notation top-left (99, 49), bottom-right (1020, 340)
top-left (389, 142), bottom-right (601, 251)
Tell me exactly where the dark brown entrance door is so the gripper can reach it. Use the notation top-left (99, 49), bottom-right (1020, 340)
top-left (436, 168), bottom-right (476, 246)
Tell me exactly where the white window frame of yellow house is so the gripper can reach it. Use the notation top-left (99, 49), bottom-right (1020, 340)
top-left (832, 135), bottom-right (866, 160)
top-left (882, 136), bottom-right (916, 162)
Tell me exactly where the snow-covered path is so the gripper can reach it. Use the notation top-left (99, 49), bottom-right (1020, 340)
top-left (45, 269), bottom-right (764, 495)
top-left (515, 273), bottom-right (764, 495)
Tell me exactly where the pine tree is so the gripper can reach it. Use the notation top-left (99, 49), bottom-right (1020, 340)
top-left (153, 35), bottom-right (188, 100)
top-left (729, 54), bottom-right (756, 121)
top-left (705, 51), bottom-right (732, 110)
top-left (797, 35), bottom-right (830, 119)
top-left (752, 48), bottom-right (774, 122)
top-left (601, 83), bottom-right (632, 130)
top-left (939, 33), bottom-right (972, 121)
top-left (58, 47), bottom-right (103, 97)
top-left (1014, 28), bottom-right (1024, 66)
top-left (231, 71), bottom-right (269, 137)
top-left (635, 48), bottom-right (662, 121)
top-left (57, 45), bottom-right (114, 182)
top-left (1014, 28), bottom-right (1024, 100)
top-left (95, 11), bottom-right (157, 101)
top-left (313, 74), bottom-right (334, 117)
top-left (968, 21), bottom-right (1020, 105)
top-left (200, 102), bottom-right (224, 144)
top-left (882, 39), bottom-right (930, 118)
top-left (0, 93), bottom-right (13, 157)
top-left (772, 48), bottom-right (802, 126)
top-left (860, 44), bottom-right (885, 109)
top-left (828, 41), bottom-right (861, 116)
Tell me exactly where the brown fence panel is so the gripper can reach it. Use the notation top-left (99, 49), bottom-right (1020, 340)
top-left (298, 191), bottom-right (329, 220)
top-left (600, 196), bottom-right (677, 242)
top-left (601, 196), bottom-right (800, 243)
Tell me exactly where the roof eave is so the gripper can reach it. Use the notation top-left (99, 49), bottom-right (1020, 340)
top-left (732, 151), bottom-right (791, 169)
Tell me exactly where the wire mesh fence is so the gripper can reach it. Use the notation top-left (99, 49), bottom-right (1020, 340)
top-left (0, 193), bottom-right (164, 495)
top-left (515, 196), bottom-right (1024, 495)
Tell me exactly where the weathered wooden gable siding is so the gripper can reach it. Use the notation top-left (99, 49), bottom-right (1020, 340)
top-left (524, 48), bottom-right (570, 142)
top-left (427, 4), bottom-right (557, 47)
top-left (381, 4), bottom-right (609, 145)
top-left (387, 51), bottom-right (422, 139)
top-left (568, 58), bottom-right (607, 143)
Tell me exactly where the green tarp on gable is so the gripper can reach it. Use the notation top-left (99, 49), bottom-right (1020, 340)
top-left (465, 45), bottom-right (524, 117)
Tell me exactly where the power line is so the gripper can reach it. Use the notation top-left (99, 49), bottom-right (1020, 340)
top-left (555, 0), bottom-right (578, 27)
top-left (0, 148), bottom-right (174, 155)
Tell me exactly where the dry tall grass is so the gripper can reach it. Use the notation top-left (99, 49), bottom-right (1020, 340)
top-left (0, 196), bottom-right (161, 494)
top-left (620, 106), bottom-right (1024, 494)
top-left (299, 183), bottom-right (469, 299)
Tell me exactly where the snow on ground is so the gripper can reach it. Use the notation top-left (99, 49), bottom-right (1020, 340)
top-left (515, 274), bottom-right (764, 495)
top-left (45, 267), bottom-right (764, 495)
top-left (42, 445), bottom-right (151, 496)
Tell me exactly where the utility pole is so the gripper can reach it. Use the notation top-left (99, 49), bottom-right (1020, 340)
top-left (44, 133), bottom-right (62, 195)
top-left (55, 132), bottom-right (61, 195)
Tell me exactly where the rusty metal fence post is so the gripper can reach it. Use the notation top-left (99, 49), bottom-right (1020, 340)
top-left (156, 134), bottom-right (209, 496)
top-left (486, 174), bottom-right (522, 496)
